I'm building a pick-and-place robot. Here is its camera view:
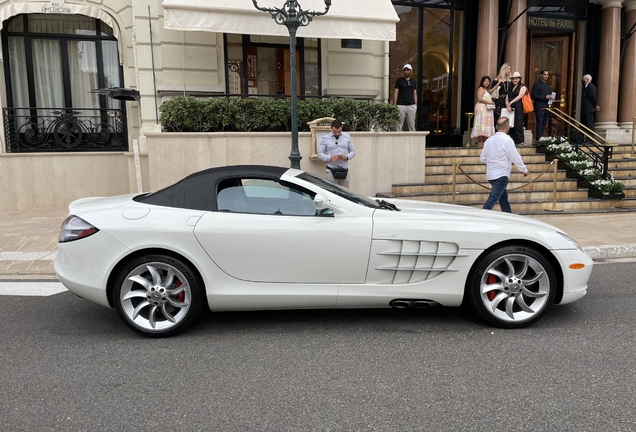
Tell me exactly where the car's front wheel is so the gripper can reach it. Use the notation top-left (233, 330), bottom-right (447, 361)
top-left (467, 245), bottom-right (557, 328)
top-left (113, 254), bottom-right (204, 337)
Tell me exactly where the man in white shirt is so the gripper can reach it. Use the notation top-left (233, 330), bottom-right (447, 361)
top-left (317, 119), bottom-right (356, 187)
top-left (480, 117), bottom-right (529, 213)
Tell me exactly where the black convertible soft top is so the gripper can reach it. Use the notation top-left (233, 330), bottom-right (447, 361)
top-left (134, 165), bottom-right (289, 211)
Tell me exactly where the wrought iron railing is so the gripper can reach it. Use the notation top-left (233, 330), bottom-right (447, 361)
top-left (3, 108), bottom-right (128, 152)
top-left (545, 107), bottom-right (614, 179)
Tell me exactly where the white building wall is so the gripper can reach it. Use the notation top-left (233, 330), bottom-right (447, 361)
top-left (322, 39), bottom-right (387, 101)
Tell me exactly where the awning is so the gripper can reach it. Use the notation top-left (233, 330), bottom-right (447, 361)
top-left (163, 0), bottom-right (399, 41)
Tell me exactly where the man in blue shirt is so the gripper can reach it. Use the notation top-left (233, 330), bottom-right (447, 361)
top-left (531, 70), bottom-right (554, 140)
top-left (317, 119), bottom-right (356, 188)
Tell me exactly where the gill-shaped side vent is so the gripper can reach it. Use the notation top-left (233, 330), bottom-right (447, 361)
top-left (375, 240), bottom-right (467, 284)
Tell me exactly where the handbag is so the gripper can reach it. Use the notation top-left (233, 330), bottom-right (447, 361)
top-left (328, 166), bottom-right (348, 180)
top-left (500, 108), bottom-right (515, 125)
top-left (522, 91), bottom-right (534, 114)
top-left (486, 104), bottom-right (496, 110)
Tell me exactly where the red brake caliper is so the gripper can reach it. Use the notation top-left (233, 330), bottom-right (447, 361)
top-left (486, 274), bottom-right (497, 301)
top-left (176, 280), bottom-right (185, 303)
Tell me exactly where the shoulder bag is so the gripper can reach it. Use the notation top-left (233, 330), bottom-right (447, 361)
top-left (522, 90), bottom-right (534, 114)
top-left (328, 166), bottom-right (348, 179)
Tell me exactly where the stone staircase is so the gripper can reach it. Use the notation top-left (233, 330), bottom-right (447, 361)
top-left (377, 143), bottom-right (636, 214)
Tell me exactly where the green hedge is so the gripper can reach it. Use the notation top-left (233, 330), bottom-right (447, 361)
top-left (159, 96), bottom-right (400, 133)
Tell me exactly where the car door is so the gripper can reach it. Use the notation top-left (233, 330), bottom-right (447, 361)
top-left (193, 178), bottom-right (373, 285)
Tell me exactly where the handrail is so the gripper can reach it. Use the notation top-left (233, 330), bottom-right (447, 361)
top-left (544, 107), bottom-right (614, 179)
top-left (544, 107), bottom-right (613, 147)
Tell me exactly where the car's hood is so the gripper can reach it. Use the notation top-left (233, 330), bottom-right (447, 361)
top-left (386, 198), bottom-right (562, 232)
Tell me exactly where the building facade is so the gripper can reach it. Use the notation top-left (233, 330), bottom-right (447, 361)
top-left (0, 0), bottom-right (634, 209)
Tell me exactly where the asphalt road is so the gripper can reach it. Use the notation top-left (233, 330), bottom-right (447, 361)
top-left (1, 262), bottom-right (635, 431)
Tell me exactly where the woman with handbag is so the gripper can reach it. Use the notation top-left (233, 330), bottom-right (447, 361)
top-left (471, 75), bottom-right (495, 147)
top-left (506, 71), bottom-right (528, 145)
top-left (490, 63), bottom-right (512, 123)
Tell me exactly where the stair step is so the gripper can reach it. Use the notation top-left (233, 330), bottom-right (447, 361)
top-left (393, 179), bottom-right (580, 194)
top-left (381, 189), bottom-right (590, 202)
top-left (393, 197), bottom-right (636, 213)
top-left (425, 162), bottom-right (552, 175)
top-left (380, 143), bottom-right (636, 215)
top-left (420, 171), bottom-right (570, 184)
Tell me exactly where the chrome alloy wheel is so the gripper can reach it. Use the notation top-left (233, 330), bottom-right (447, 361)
top-left (479, 253), bottom-right (551, 323)
top-left (119, 262), bottom-right (192, 332)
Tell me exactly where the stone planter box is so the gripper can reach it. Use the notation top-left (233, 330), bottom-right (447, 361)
top-left (587, 188), bottom-right (626, 200)
top-left (535, 146), bottom-right (624, 201)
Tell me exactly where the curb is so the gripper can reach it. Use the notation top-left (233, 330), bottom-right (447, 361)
top-left (583, 244), bottom-right (636, 260)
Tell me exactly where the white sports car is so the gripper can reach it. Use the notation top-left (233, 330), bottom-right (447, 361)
top-left (55, 165), bottom-right (592, 337)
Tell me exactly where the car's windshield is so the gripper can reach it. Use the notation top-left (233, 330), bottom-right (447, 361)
top-left (296, 172), bottom-right (380, 209)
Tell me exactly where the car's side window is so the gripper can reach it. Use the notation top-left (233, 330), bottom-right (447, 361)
top-left (217, 178), bottom-right (317, 216)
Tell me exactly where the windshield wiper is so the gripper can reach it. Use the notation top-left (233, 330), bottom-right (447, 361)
top-left (375, 199), bottom-right (401, 211)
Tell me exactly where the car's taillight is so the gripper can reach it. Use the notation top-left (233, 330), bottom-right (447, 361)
top-left (59, 215), bottom-right (99, 243)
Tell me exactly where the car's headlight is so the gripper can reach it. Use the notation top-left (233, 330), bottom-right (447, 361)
top-left (558, 232), bottom-right (583, 251)
top-left (59, 215), bottom-right (99, 243)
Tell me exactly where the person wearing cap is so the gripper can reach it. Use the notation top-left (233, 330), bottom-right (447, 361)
top-left (505, 71), bottom-right (528, 145)
top-left (393, 64), bottom-right (417, 131)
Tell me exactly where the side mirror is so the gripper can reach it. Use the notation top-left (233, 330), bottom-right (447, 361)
top-left (314, 194), bottom-right (334, 217)
top-left (314, 193), bottom-right (329, 210)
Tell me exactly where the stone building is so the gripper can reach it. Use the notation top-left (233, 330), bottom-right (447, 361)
top-left (0, 0), bottom-right (634, 209)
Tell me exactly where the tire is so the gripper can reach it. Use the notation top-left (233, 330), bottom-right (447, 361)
top-left (113, 254), bottom-right (204, 337)
top-left (466, 245), bottom-right (557, 329)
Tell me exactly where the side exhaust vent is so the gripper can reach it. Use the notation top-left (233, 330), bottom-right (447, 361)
top-left (390, 299), bottom-right (439, 309)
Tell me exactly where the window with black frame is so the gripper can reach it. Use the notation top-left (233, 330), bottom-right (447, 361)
top-left (224, 34), bottom-right (320, 98)
top-left (1, 14), bottom-right (127, 152)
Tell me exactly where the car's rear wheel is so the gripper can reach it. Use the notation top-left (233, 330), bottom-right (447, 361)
top-left (467, 245), bottom-right (557, 328)
top-left (113, 254), bottom-right (204, 337)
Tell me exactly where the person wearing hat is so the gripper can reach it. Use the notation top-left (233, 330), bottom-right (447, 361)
top-left (393, 64), bottom-right (417, 131)
top-left (505, 71), bottom-right (528, 145)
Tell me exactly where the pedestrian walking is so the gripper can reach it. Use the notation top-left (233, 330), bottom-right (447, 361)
top-left (394, 64), bottom-right (417, 131)
top-left (480, 117), bottom-right (529, 213)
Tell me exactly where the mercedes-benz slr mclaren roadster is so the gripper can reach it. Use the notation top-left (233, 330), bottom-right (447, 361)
top-left (55, 165), bottom-right (593, 337)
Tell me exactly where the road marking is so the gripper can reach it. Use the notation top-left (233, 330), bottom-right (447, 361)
top-left (0, 251), bottom-right (57, 261)
top-left (0, 282), bottom-right (67, 296)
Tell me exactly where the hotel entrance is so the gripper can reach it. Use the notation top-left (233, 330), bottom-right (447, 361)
top-left (528, 35), bottom-right (575, 138)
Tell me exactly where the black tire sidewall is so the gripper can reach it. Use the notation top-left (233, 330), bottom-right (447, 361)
top-left (113, 254), bottom-right (204, 337)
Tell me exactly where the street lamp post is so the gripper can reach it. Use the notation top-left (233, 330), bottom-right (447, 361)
top-left (252, 0), bottom-right (331, 169)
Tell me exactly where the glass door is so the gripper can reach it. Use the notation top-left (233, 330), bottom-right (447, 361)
top-left (529, 36), bottom-right (572, 135)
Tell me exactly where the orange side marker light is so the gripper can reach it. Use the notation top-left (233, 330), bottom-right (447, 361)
top-left (569, 263), bottom-right (586, 269)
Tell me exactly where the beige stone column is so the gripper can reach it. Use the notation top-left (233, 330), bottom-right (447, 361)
top-left (596, 0), bottom-right (622, 131)
top-left (504, 0), bottom-right (527, 78)
top-left (475, 0), bottom-right (499, 89)
top-left (619, 0), bottom-right (636, 129)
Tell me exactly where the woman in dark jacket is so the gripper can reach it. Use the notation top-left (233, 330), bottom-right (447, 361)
top-left (506, 71), bottom-right (528, 145)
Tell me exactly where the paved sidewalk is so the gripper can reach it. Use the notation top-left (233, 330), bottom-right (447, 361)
top-left (1, 208), bottom-right (635, 280)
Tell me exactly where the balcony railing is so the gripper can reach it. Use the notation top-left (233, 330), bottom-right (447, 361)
top-left (3, 108), bottom-right (128, 152)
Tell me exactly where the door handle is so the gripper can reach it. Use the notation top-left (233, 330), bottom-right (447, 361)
top-left (560, 94), bottom-right (566, 108)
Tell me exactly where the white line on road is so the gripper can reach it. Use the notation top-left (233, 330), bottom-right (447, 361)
top-left (0, 282), bottom-right (67, 296)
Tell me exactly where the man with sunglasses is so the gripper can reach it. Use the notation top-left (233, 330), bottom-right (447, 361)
top-left (393, 63), bottom-right (417, 131)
